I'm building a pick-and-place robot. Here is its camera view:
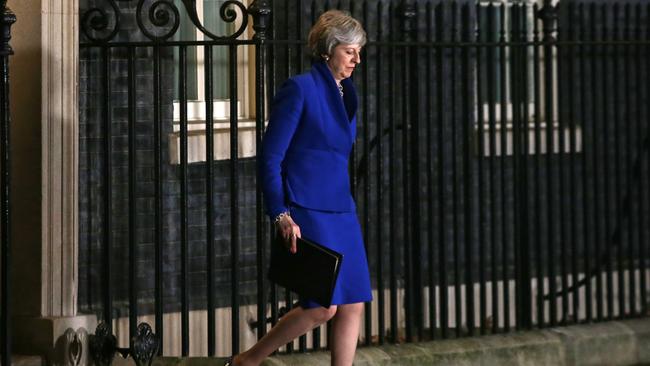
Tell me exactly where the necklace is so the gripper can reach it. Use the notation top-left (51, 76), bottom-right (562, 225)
top-left (337, 83), bottom-right (344, 98)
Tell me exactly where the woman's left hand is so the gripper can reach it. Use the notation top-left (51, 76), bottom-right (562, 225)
top-left (276, 214), bottom-right (302, 254)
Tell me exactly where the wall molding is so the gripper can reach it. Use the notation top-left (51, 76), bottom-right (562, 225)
top-left (41, 0), bottom-right (79, 317)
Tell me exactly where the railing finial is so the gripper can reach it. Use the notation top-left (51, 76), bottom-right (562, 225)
top-left (0, 3), bottom-right (16, 56)
top-left (249, 0), bottom-right (271, 40)
top-left (400, 0), bottom-right (417, 39)
top-left (537, 0), bottom-right (557, 42)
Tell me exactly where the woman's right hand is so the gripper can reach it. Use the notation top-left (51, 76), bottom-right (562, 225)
top-left (276, 214), bottom-right (301, 254)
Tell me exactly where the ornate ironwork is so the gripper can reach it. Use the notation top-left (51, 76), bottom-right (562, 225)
top-left (89, 322), bottom-right (159, 366)
top-left (537, 0), bottom-right (558, 42)
top-left (179, 0), bottom-right (249, 40)
top-left (80, 0), bottom-right (251, 44)
top-left (248, 0), bottom-right (271, 40)
top-left (80, 0), bottom-right (121, 43)
top-left (400, 1), bottom-right (416, 37)
top-left (68, 331), bottom-right (83, 366)
top-left (131, 323), bottom-right (159, 366)
top-left (135, 0), bottom-right (181, 41)
top-left (89, 323), bottom-right (117, 366)
top-left (0, 3), bottom-right (14, 56)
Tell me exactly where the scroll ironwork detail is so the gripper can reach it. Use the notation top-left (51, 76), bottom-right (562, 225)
top-left (81, 0), bottom-right (121, 43)
top-left (81, 0), bottom-right (250, 44)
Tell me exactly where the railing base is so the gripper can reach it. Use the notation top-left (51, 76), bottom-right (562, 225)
top-left (10, 314), bottom-right (97, 366)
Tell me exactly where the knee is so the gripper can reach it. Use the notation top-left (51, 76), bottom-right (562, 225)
top-left (310, 305), bottom-right (337, 325)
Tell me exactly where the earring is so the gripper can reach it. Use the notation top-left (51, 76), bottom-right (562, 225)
top-left (324, 55), bottom-right (330, 61)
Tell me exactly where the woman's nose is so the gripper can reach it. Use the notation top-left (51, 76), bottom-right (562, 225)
top-left (353, 52), bottom-right (361, 64)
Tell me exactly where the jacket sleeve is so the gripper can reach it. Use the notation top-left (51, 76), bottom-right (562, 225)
top-left (260, 78), bottom-right (304, 219)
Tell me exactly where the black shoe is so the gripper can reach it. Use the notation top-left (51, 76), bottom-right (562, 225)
top-left (224, 356), bottom-right (234, 366)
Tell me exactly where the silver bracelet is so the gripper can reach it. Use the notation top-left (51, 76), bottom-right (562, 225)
top-left (274, 211), bottom-right (290, 224)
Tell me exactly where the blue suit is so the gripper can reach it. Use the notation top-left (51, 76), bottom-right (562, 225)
top-left (260, 60), bottom-right (373, 308)
top-left (260, 60), bottom-right (358, 218)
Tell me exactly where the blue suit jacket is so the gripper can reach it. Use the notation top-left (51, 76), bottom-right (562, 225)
top-left (260, 61), bottom-right (358, 218)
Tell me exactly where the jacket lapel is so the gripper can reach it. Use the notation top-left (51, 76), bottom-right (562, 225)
top-left (311, 62), bottom-right (356, 121)
top-left (310, 61), bottom-right (357, 148)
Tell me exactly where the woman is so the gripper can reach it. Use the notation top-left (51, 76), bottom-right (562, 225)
top-left (226, 10), bottom-right (372, 366)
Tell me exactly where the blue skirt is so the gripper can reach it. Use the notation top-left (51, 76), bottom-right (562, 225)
top-left (289, 205), bottom-right (373, 309)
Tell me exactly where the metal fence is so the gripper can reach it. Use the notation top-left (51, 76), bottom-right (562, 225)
top-left (75, 0), bottom-right (650, 361)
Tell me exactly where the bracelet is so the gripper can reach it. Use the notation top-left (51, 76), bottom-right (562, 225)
top-left (274, 211), bottom-right (290, 224)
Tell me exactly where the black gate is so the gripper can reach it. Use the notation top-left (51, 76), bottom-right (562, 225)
top-left (77, 0), bottom-right (650, 360)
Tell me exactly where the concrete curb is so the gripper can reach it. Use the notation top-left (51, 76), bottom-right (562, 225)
top-left (152, 318), bottom-right (650, 366)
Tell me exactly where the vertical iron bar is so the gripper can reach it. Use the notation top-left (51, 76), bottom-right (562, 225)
top-left (250, 0), bottom-right (271, 346)
top-left (284, 6), bottom-right (294, 351)
top-left (360, 0), bottom-right (372, 347)
top-left (556, 3), bottom-right (568, 325)
top-left (510, 2), bottom-right (521, 330)
top-left (499, 3), bottom-right (510, 332)
top-left (436, 2), bottom-right (449, 339)
top-left (451, 1), bottom-right (462, 338)
top-left (389, 2), bottom-right (398, 344)
top-left (461, 3), bottom-right (475, 336)
top-left (612, 4), bottom-right (625, 319)
top-left (540, 0), bottom-right (558, 326)
top-left (567, 2), bottom-right (580, 324)
top-left (590, 3), bottom-right (604, 322)
top-left (204, 44), bottom-right (216, 356)
top-left (298, 0), bottom-right (304, 72)
top-left (638, 3), bottom-right (648, 317)
top-left (297, 0), bottom-right (307, 353)
top-left (426, 2), bottom-right (437, 341)
top-left (401, 0), bottom-right (415, 343)
top-left (486, 2), bottom-right (499, 334)
top-left (298, 1), bottom-right (308, 353)
top-left (128, 46), bottom-right (138, 340)
top-left (179, 45), bottom-right (190, 356)
top-left (513, 3), bottom-right (532, 330)
top-left (521, 3), bottom-right (533, 329)
top-left (475, 3), bottom-right (487, 336)
top-left (578, 3), bottom-right (593, 323)
top-left (532, 3), bottom-right (544, 328)
top-left (623, 3), bottom-right (635, 318)
top-left (309, 3), bottom-right (319, 349)
top-left (0, 6), bottom-right (14, 365)
top-left (230, 43), bottom-right (240, 355)
top-left (410, 0), bottom-right (423, 342)
top-left (376, 0), bottom-right (386, 346)
top-left (153, 44), bottom-right (164, 355)
top-left (102, 46), bottom-right (113, 330)
top-left (602, 4), bottom-right (613, 320)
top-left (269, 0), bottom-right (279, 333)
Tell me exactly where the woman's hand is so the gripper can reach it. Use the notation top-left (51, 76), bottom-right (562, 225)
top-left (275, 214), bottom-right (301, 254)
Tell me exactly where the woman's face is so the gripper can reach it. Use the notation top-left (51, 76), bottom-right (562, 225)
top-left (325, 43), bottom-right (362, 82)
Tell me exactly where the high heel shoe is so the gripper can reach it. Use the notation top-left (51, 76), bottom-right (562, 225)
top-left (224, 356), bottom-right (235, 366)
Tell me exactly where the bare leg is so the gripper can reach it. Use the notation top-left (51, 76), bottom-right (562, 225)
top-left (329, 302), bottom-right (364, 366)
top-left (233, 305), bottom-right (337, 366)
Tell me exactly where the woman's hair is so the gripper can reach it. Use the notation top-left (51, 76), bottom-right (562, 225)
top-left (307, 10), bottom-right (366, 59)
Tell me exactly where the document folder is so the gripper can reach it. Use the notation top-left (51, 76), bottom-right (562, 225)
top-left (268, 236), bottom-right (343, 308)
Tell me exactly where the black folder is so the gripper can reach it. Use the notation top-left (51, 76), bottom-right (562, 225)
top-left (268, 236), bottom-right (343, 308)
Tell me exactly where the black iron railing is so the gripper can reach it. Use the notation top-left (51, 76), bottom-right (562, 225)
top-left (77, 0), bottom-right (650, 359)
top-left (0, 1), bottom-right (15, 365)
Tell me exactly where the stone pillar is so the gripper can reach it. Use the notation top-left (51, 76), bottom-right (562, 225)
top-left (9, 0), bottom-right (96, 363)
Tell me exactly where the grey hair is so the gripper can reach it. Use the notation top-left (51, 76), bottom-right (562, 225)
top-left (308, 10), bottom-right (366, 59)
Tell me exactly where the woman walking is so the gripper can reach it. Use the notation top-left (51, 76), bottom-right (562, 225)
top-left (226, 9), bottom-right (372, 366)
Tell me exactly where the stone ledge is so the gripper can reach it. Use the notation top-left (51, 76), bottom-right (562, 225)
top-left (150, 318), bottom-right (650, 366)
